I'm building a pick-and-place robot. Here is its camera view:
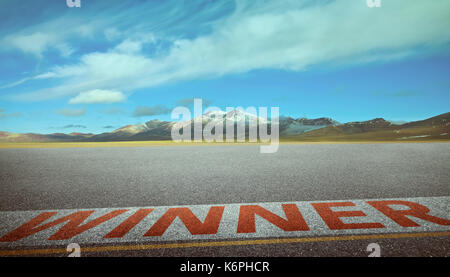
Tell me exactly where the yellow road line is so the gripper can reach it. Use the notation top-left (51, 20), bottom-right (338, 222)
top-left (1, 231), bottom-right (449, 256)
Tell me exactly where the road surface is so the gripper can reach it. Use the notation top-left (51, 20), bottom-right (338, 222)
top-left (0, 143), bottom-right (449, 256)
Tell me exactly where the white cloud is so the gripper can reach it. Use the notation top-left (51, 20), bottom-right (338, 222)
top-left (5, 0), bottom-right (450, 101)
top-left (4, 32), bottom-right (75, 58)
top-left (69, 89), bottom-right (126, 104)
top-left (113, 35), bottom-right (155, 54)
top-left (1, 14), bottom-right (98, 58)
top-left (114, 39), bottom-right (143, 54)
top-left (6, 32), bottom-right (53, 57)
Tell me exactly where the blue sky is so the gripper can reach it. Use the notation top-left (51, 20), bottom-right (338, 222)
top-left (0, 0), bottom-right (449, 134)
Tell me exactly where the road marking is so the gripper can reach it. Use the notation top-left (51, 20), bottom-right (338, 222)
top-left (1, 231), bottom-right (449, 256)
top-left (0, 196), bottom-right (449, 252)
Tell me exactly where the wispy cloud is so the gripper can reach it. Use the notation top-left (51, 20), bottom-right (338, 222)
top-left (69, 89), bottom-right (126, 104)
top-left (4, 32), bottom-right (74, 58)
top-left (56, 108), bottom-right (85, 117)
top-left (132, 105), bottom-right (171, 117)
top-left (3, 0), bottom-right (450, 102)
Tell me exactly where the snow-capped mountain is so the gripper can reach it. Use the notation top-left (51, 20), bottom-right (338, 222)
top-left (191, 109), bottom-right (269, 125)
top-left (0, 111), bottom-right (337, 142)
top-left (3, 112), bottom-right (447, 143)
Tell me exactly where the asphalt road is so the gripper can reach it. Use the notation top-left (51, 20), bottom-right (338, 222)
top-left (0, 143), bottom-right (449, 256)
top-left (1, 143), bottom-right (449, 211)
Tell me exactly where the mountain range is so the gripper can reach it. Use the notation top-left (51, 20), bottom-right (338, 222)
top-left (0, 111), bottom-right (449, 142)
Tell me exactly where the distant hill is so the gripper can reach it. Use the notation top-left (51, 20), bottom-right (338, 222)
top-left (401, 112), bottom-right (450, 128)
top-left (279, 116), bottom-right (339, 136)
top-left (288, 112), bottom-right (450, 141)
top-left (0, 112), bottom-right (449, 142)
top-left (0, 131), bottom-right (94, 142)
top-left (87, 120), bottom-right (174, 141)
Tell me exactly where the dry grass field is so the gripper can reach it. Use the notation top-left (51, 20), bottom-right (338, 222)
top-left (0, 139), bottom-right (448, 149)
